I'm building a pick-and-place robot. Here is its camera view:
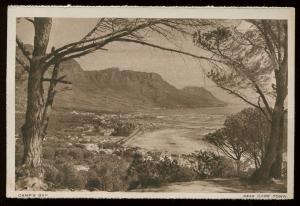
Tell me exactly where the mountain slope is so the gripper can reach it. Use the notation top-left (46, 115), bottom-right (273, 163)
top-left (15, 46), bottom-right (226, 112)
top-left (182, 86), bottom-right (226, 106)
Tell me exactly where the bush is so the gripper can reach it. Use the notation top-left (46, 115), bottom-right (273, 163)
top-left (189, 151), bottom-right (236, 178)
top-left (43, 147), bottom-right (56, 160)
top-left (68, 148), bottom-right (84, 161)
top-left (85, 170), bottom-right (101, 190)
top-left (44, 162), bottom-right (60, 185)
top-left (54, 148), bottom-right (70, 158)
top-left (124, 150), bottom-right (235, 190)
top-left (98, 117), bottom-right (136, 137)
top-left (126, 153), bottom-right (187, 189)
top-left (60, 164), bottom-right (87, 190)
top-left (83, 150), bottom-right (93, 159)
top-left (89, 154), bottom-right (131, 191)
top-left (156, 156), bottom-right (181, 182)
top-left (86, 177), bottom-right (101, 190)
top-left (128, 159), bottom-right (162, 188)
top-left (175, 166), bottom-right (197, 182)
top-left (111, 120), bottom-right (136, 136)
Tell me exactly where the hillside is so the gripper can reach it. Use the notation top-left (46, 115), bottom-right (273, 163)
top-left (15, 46), bottom-right (226, 112)
top-left (181, 86), bottom-right (225, 106)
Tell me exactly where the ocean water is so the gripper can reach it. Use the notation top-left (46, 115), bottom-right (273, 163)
top-left (126, 105), bottom-right (247, 154)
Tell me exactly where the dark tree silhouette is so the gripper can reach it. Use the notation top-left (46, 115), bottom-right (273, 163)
top-left (194, 20), bottom-right (288, 183)
top-left (205, 108), bottom-right (270, 176)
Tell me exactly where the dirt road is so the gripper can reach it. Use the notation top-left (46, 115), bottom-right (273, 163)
top-left (132, 178), bottom-right (287, 193)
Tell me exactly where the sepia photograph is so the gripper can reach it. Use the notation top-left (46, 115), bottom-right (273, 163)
top-left (6, 6), bottom-right (295, 199)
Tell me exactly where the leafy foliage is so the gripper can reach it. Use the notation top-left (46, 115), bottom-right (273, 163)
top-left (188, 151), bottom-right (235, 178)
top-left (193, 21), bottom-right (278, 110)
top-left (205, 108), bottom-right (270, 171)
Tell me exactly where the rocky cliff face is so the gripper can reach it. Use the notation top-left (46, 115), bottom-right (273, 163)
top-left (15, 46), bottom-right (226, 112)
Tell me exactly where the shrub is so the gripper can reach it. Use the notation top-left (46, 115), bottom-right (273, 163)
top-left (54, 148), bottom-right (70, 158)
top-left (175, 166), bottom-right (197, 182)
top-left (86, 177), bottom-right (101, 190)
top-left (156, 156), bottom-right (181, 182)
top-left (189, 151), bottom-right (236, 178)
top-left (43, 147), bottom-right (56, 160)
top-left (111, 120), bottom-right (136, 136)
top-left (43, 162), bottom-right (61, 187)
top-left (90, 154), bottom-right (131, 191)
top-left (83, 150), bottom-right (93, 159)
top-left (126, 153), bottom-right (186, 189)
top-left (98, 117), bottom-right (136, 137)
top-left (68, 148), bottom-right (84, 161)
top-left (85, 170), bottom-right (101, 190)
top-left (60, 164), bottom-right (87, 190)
top-left (100, 142), bottom-right (116, 149)
top-left (128, 159), bottom-right (162, 188)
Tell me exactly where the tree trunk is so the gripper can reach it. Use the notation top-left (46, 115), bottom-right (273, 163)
top-left (17, 18), bottom-right (52, 187)
top-left (19, 64), bottom-right (45, 178)
top-left (251, 103), bottom-right (284, 183)
top-left (250, 19), bottom-right (288, 182)
top-left (270, 150), bottom-right (283, 178)
top-left (269, 115), bottom-right (284, 178)
top-left (251, 60), bottom-right (287, 183)
top-left (253, 154), bottom-right (260, 170)
top-left (236, 160), bottom-right (241, 177)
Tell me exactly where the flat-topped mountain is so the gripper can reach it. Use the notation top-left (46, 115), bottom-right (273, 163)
top-left (15, 46), bottom-right (226, 112)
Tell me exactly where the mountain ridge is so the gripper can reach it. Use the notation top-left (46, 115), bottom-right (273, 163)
top-left (15, 46), bottom-right (226, 112)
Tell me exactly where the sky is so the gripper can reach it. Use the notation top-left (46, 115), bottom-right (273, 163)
top-left (16, 18), bottom-right (246, 104)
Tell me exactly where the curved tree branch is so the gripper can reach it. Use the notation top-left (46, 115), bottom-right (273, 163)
top-left (205, 34), bottom-right (274, 118)
top-left (257, 96), bottom-right (272, 122)
top-left (254, 84), bottom-right (273, 117)
top-left (43, 20), bottom-right (162, 64)
top-left (218, 86), bottom-right (259, 108)
top-left (115, 38), bottom-right (224, 64)
top-left (61, 47), bottom-right (108, 62)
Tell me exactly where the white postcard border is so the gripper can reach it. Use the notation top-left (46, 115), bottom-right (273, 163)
top-left (6, 6), bottom-right (295, 199)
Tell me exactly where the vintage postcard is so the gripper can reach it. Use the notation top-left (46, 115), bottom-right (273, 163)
top-left (6, 6), bottom-right (295, 199)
